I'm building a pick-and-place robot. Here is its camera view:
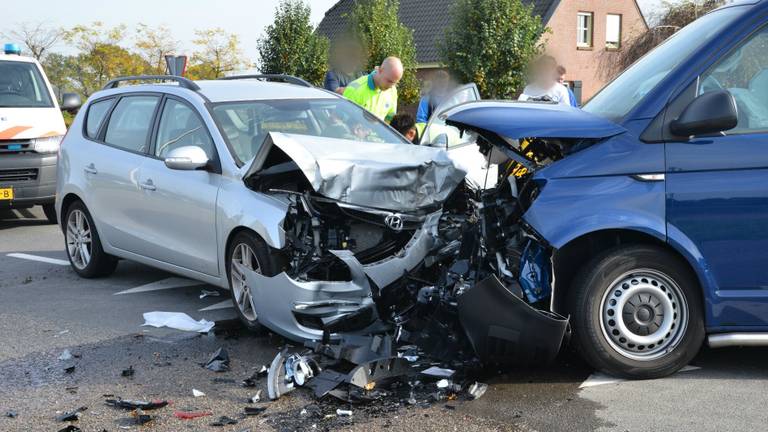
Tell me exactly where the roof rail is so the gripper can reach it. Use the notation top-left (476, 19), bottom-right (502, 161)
top-left (102, 75), bottom-right (201, 91)
top-left (219, 74), bottom-right (313, 88)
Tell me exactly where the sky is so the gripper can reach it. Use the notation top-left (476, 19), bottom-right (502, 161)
top-left (2, 0), bottom-right (665, 62)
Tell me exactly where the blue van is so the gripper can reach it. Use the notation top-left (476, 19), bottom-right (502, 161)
top-left (421, 0), bottom-right (768, 378)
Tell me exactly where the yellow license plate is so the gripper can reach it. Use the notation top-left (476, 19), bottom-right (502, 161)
top-left (0, 188), bottom-right (13, 200)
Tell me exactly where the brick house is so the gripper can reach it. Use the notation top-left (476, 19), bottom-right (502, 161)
top-left (316, 0), bottom-right (648, 102)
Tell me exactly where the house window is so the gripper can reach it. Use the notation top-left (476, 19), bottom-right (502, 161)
top-left (577, 12), bottom-right (594, 48)
top-left (606, 14), bottom-right (622, 49)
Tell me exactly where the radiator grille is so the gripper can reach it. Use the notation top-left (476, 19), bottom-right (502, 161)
top-left (0, 168), bottom-right (38, 182)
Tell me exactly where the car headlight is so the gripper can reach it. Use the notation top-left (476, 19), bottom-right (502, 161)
top-left (32, 135), bottom-right (63, 153)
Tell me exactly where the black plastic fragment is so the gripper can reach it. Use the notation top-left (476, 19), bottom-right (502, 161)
top-left (56, 407), bottom-right (87, 422)
top-left (210, 415), bottom-right (239, 426)
top-left (202, 347), bottom-right (231, 372)
top-left (132, 408), bottom-right (153, 425)
top-left (244, 406), bottom-right (267, 416)
top-left (57, 426), bottom-right (81, 432)
top-left (121, 365), bottom-right (134, 378)
top-left (457, 275), bottom-right (568, 365)
top-left (242, 365), bottom-right (267, 387)
top-left (105, 398), bottom-right (168, 410)
top-left (5, 411), bottom-right (17, 418)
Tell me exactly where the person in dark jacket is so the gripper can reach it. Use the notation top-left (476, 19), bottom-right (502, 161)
top-left (324, 40), bottom-right (365, 94)
top-left (415, 70), bottom-right (453, 135)
top-left (390, 113), bottom-right (419, 144)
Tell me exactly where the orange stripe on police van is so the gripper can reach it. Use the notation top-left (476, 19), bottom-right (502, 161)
top-left (0, 126), bottom-right (33, 139)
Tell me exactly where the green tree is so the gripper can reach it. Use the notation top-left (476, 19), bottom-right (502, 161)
top-left (257, 0), bottom-right (329, 86)
top-left (42, 52), bottom-right (78, 93)
top-left (349, 0), bottom-right (419, 104)
top-left (63, 22), bottom-right (150, 96)
top-left (134, 23), bottom-right (180, 75)
top-left (441, 0), bottom-right (546, 98)
top-left (186, 28), bottom-right (247, 80)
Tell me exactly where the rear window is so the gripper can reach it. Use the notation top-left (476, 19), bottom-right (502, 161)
top-left (0, 60), bottom-right (54, 108)
top-left (104, 96), bottom-right (159, 153)
top-left (85, 98), bottom-right (114, 139)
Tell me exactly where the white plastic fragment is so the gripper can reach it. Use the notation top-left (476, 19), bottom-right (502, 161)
top-left (300, 409), bottom-right (308, 415)
top-left (336, 409), bottom-right (352, 417)
top-left (436, 379), bottom-right (450, 389)
top-left (58, 349), bottom-right (73, 361)
top-left (142, 311), bottom-right (215, 333)
top-left (467, 382), bottom-right (488, 400)
top-left (199, 289), bottom-right (221, 299)
top-left (421, 366), bottom-right (455, 378)
top-left (192, 389), bottom-right (206, 397)
top-left (250, 390), bottom-right (262, 403)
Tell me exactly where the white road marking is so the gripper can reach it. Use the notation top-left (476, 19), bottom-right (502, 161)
top-left (579, 364), bottom-right (702, 389)
top-left (199, 300), bottom-right (233, 312)
top-left (114, 277), bottom-right (204, 295)
top-left (6, 253), bottom-right (70, 266)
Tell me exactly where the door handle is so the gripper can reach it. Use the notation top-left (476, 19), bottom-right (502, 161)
top-left (139, 179), bottom-right (156, 191)
top-left (83, 163), bottom-right (98, 175)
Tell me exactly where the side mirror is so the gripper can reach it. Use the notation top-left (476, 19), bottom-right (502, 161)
top-left (431, 133), bottom-right (449, 149)
top-left (670, 89), bottom-right (738, 137)
top-left (60, 93), bottom-right (82, 113)
top-left (164, 146), bottom-right (210, 171)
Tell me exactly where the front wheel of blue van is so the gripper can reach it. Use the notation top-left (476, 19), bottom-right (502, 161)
top-left (568, 245), bottom-right (704, 379)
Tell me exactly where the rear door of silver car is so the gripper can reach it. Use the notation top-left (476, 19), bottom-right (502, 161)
top-left (133, 95), bottom-right (221, 276)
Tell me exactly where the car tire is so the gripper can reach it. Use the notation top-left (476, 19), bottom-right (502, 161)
top-left (226, 230), bottom-right (285, 332)
top-left (567, 244), bottom-right (704, 379)
top-left (63, 200), bottom-right (118, 278)
top-left (42, 203), bottom-right (57, 224)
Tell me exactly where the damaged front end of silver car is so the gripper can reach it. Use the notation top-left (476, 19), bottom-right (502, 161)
top-left (241, 132), bottom-right (569, 401)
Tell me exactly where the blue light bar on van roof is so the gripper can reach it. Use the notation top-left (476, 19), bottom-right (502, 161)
top-left (4, 43), bottom-right (21, 55)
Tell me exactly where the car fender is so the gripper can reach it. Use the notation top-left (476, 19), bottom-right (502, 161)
top-left (216, 180), bottom-right (289, 275)
top-left (523, 175), bottom-right (667, 249)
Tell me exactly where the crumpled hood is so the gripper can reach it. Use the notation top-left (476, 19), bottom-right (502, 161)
top-left (244, 132), bottom-right (467, 212)
top-left (445, 101), bottom-right (627, 139)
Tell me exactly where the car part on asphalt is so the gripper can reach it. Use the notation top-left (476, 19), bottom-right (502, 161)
top-left (210, 415), bottom-right (239, 426)
top-left (174, 410), bottom-right (212, 420)
top-left (57, 426), bottom-right (81, 432)
top-left (121, 365), bottom-right (134, 378)
top-left (55, 406), bottom-right (87, 422)
top-left (104, 398), bottom-right (168, 410)
top-left (141, 311), bottom-right (215, 333)
top-left (131, 408), bottom-right (153, 425)
top-left (202, 347), bottom-right (231, 372)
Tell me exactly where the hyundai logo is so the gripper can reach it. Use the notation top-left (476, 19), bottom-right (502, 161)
top-left (384, 214), bottom-right (404, 232)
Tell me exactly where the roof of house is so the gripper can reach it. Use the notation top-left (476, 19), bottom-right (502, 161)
top-left (316, 0), bottom-right (561, 65)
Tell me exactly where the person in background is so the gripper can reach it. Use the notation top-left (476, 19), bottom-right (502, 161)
top-left (324, 40), bottom-right (364, 95)
top-left (415, 70), bottom-right (453, 135)
top-left (344, 57), bottom-right (403, 123)
top-left (390, 113), bottom-right (419, 144)
top-left (557, 65), bottom-right (579, 107)
top-left (518, 55), bottom-right (570, 105)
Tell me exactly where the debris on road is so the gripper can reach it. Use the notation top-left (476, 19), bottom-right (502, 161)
top-left (192, 389), bottom-right (206, 397)
top-left (132, 408), bottom-right (153, 425)
top-left (56, 406), bottom-right (87, 422)
top-left (63, 364), bottom-right (76, 374)
top-left (244, 406), bottom-right (267, 416)
top-left (142, 311), bottom-right (215, 333)
top-left (467, 382), bottom-right (488, 400)
top-left (242, 365), bottom-right (268, 387)
top-left (210, 415), bottom-right (238, 426)
top-left (336, 409), bottom-right (353, 417)
top-left (421, 367), bottom-right (455, 378)
top-left (200, 289), bottom-right (221, 299)
top-left (174, 410), bottom-right (212, 420)
top-left (105, 398), bottom-right (168, 410)
top-left (58, 349), bottom-right (73, 361)
top-left (121, 365), bottom-right (135, 378)
top-left (5, 410), bottom-right (17, 418)
top-left (248, 390), bottom-right (262, 403)
top-left (57, 426), bottom-right (81, 432)
top-left (202, 347), bottom-right (230, 372)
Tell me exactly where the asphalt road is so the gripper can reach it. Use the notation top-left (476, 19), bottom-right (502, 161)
top-left (1, 207), bottom-right (767, 432)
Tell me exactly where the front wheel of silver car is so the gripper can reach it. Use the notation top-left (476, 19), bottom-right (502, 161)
top-left (64, 200), bottom-right (117, 278)
top-left (568, 245), bottom-right (704, 379)
top-left (227, 230), bottom-right (284, 332)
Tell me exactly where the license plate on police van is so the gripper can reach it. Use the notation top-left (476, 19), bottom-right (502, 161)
top-left (0, 188), bottom-right (13, 200)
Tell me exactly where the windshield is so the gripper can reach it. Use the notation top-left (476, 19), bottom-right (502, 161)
top-left (583, 6), bottom-right (743, 121)
top-left (212, 98), bottom-right (409, 164)
top-left (0, 60), bottom-right (54, 108)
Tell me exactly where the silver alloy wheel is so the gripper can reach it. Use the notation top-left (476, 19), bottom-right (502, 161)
top-left (599, 269), bottom-right (688, 361)
top-left (230, 242), bottom-right (261, 322)
top-left (66, 209), bottom-right (92, 270)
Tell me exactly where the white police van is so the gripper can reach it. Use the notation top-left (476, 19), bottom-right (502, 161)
top-left (0, 43), bottom-right (81, 222)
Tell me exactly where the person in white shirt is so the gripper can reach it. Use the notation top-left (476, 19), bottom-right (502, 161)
top-left (518, 55), bottom-right (571, 105)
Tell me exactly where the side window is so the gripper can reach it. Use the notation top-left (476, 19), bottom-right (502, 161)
top-left (699, 26), bottom-right (768, 134)
top-left (85, 98), bottom-right (113, 139)
top-left (104, 95), bottom-right (160, 153)
top-left (155, 99), bottom-right (214, 159)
